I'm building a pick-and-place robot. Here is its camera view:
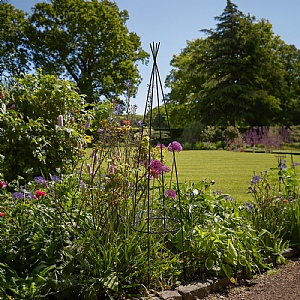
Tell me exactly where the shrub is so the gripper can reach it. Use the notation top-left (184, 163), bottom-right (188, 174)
top-left (246, 157), bottom-right (300, 260)
top-left (180, 121), bottom-right (205, 143)
top-left (0, 71), bottom-right (98, 183)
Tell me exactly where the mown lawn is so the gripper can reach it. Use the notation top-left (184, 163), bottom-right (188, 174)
top-left (165, 150), bottom-right (296, 202)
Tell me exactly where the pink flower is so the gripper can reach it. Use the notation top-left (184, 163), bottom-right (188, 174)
top-left (149, 160), bottom-right (171, 179)
top-left (108, 164), bottom-right (117, 175)
top-left (0, 181), bottom-right (6, 188)
top-left (168, 141), bottom-right (182, 152)
top-left (164, 189), bottom-right (176, 199)
top-left (57, 115), bottom-right (64, 126)
top-left (149, 159), bottom-right (163, 171)
top-left (35, 190), bottom-right (46, 199)
top-left (0, 212), bottom-right (5, 217)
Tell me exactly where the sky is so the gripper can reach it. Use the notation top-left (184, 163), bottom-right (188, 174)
top-left (7, 0), bottom-right (300, 114)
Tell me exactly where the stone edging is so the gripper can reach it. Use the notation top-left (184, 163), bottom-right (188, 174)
top-left (129, 248), bottom-right (299, 300)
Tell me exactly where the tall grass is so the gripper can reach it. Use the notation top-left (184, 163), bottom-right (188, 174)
top-left (165, 150), bottom-right (294, 202)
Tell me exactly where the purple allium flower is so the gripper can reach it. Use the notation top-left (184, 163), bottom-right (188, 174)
top-left (12, 192), bottom-right (24, 199)
top-left (164, 189), bottom-right (176, 199)
top-left (57, 115), bottom-right (64, 127)
top-left (245, 202), bottom-right (253, 212)
top-left (51, 175), bottom-right (60, 182)
top-left (250, 175), bottom-right (261, 185)
top-left (156, 143), bottom-right (166, 149)
top-left (149, 159), bottom-right (163, 171)
top-left (168, 141), bottom-right (182, 152)
top-left (0, 181), bottom-right (6, 188)
top-left (162, 165), bottom-right (171, 173)
top-left (292, 162), bottom-right (300, 168)
top-left (98, 128), bottom-right (105, 133)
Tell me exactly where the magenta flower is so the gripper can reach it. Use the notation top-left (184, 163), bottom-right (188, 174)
top-left (168, 141), bottom-right (182, 152)
top-left (0, 181), bottom-right (6, 188)
top-left (149, 160), bottom-right (171, 179)
top-left (0, 212), bottom-right (4, 217)
top-left (164, 189), bottom-right (176, 199)
top-left (149, 159), bottom-right (163, 171)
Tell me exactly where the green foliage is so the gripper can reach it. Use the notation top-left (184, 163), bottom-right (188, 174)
top-left (166, 0), bottom-right (300, 127)
top-left (25, 0), bottom-right (149, 103)
top-left (0, 3), bottom-right (30, 76)
top-left (180, 121), bottom-right (205, 143)
top-left (247, 158), bottom-right (300, 249)
top-left (1, 78), bottom-right (300, 298)
top-left (1, 142), bottom-right (300, 298)
top-left (169, 181), bottom-right (268, 280)
top-left (0, 71), bottom-right (89, 182)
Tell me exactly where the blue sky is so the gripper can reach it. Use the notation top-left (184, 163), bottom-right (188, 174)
top-left (8, 0), bottom-right (300, 114)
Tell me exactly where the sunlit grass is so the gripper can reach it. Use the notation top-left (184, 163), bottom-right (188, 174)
top-left (86, 146), bottom-right (297, 202)
top-left (165, 150), bottom-right (295, 202)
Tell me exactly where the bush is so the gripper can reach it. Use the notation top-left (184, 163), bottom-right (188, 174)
top-left (0, 71), bottom-right (94, 183)
top-left (180, 121), bottom-right (205, 143)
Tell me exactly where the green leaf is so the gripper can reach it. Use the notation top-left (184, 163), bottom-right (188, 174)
top-left (102, 273), bottom-right (119, 293)
top-left (228, 240), bottom-right (237, 259)
top-left (205, 257), bottom-right (215, 270)
top-left (221, 264), bottom-right (232, 278)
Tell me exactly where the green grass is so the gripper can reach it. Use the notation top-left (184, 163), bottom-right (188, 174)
top-left (165, 150), bottom-right (295, 202)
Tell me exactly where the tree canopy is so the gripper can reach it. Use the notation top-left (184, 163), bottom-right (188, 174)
top-left (1, 0), bottom-right (149, 103)
top-left (0, 3), bottom-right (30, 76)
top-left (166, 0), bottom-right (300, 128)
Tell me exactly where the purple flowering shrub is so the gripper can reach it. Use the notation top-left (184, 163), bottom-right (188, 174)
top-left (243, 126), bottom-right (291, 150)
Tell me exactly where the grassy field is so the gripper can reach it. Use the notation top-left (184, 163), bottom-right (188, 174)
top-left (165, 150), bottom-right (296, 202)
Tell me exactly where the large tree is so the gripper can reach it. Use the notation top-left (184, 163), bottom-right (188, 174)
top-left (166, 0), bottom-right (299, 127)
top-left (0, 3), bottom-right (30, 77)
top-left (2, 0), bottom-right (148, 103)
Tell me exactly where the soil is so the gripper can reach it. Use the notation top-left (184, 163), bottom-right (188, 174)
top-left (205, 259), bottom-right (300, 300)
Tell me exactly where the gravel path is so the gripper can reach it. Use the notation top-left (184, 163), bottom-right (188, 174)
top-left (205, 260), bottom-right (300, 300)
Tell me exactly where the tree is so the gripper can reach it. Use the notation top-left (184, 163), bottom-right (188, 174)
top-left (166, 0), bottom-right (297, 128)
top-left (0, 3), bottom-right (30, 77)
top-left (24, 0), bottom-right (148, 103)
top-left (275, 42), bottom-right (300, 125)
top-left (165, 38), bottom-right (210, 127)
